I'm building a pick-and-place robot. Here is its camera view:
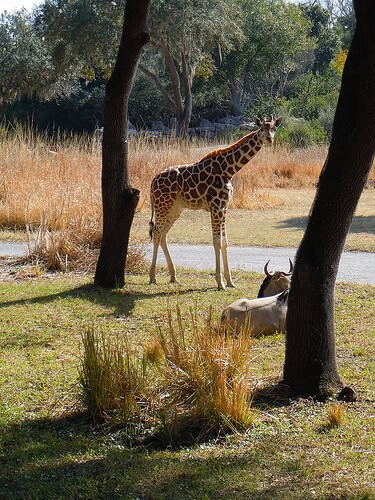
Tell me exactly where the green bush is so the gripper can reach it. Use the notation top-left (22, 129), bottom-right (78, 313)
top-left (275, 118), bottom-right (327, 149)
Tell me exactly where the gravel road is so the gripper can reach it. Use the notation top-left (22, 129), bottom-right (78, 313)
top-left (1, 242), bottom-right (374, 285)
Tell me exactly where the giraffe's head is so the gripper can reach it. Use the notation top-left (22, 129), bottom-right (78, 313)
top-left (255, 115), bottom-right (282, 144)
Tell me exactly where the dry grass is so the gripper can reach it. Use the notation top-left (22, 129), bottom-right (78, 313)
top-left (145, 304), bottom-right (256, 440)
top-left (79, 327), bottom-right (147, 422)
top-left (0, 126), bottom-right (343, 232)
top-left (1, 126), bottom-right (374, 266)
top-left (327, 402), bottom-right (346, 427)
top-left (78, 303), bottom-right (256, 441)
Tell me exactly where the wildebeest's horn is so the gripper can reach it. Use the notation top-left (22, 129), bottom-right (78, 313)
top-left (264, 259), bottom-right (274, 277)
top-left (287, 258), bottom-right (294, 275)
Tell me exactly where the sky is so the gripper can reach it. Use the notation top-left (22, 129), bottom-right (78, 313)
top-left (0, 0), bottom-right (41, 13)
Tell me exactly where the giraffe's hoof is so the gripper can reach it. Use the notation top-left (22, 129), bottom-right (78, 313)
top-left (149, 279), bottom-right (157, 285)
top-left (169, 278), bottom-right (179, 285)
top-left (217, 283), bottom-right (226, 291)
top-left (227, 282), bottom-right (236, 288)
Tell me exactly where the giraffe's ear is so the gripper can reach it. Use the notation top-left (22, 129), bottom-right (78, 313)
top-left (255, 117), bottom-right (262, 127)
top-left (274, 116), bottom-right (283, 127)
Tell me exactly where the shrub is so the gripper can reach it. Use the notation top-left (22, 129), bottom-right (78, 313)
top-left (275, 118), bottom-right (327, 149)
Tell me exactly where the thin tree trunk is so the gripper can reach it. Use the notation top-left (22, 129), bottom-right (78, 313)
top-left (178, 51), bottom-right (193, 135)
top-left (229, 76), bottom-right (242, 117)
top-left (94, 0), bottom-right (150, 288)
top-left (283, 0), bottom-right (375, 399)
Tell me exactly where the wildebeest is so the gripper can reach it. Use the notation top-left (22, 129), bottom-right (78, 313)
top-left (220, 289), bottom-right (289, 337)
top-left (257, 259), bottom-right (293, 298)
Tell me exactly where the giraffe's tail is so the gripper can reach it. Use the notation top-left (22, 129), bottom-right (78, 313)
top-left (149, 204), bottom-right (155, 241)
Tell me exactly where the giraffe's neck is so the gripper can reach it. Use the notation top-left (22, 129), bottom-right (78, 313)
top-left (217, 130), bottom-right (265, 179)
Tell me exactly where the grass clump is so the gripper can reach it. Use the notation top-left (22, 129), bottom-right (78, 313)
top-left (79, 327), bottom-right (147, 422)
top-left (79, 304), bottom-right (256, 443)
top-left (147, 305), bottom-right (255, 442)
top-left (327, 402), bottom-right (346, 427)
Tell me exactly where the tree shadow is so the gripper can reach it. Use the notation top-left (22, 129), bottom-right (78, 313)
top-left (278, 215), bottom-right (375, 235)
top-left (0, 282), bottom-right (218, 316)
top-left (0, 409), bottom-right (308, 499)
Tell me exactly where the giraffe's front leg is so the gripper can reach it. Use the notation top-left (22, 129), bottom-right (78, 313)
top-left (211, 211), bottom-right (225, 290)
top-left (221, 219), bottom-right (235, 288)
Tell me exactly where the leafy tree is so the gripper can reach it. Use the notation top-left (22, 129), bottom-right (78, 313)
top-left (0, 9), bottom-right (74, 105)
top-left (284, 0), bottom-right (375, 399)
top-left (139, 0), bottom-right (242, 133)
top-left (301, 3), bottom-right (340, 73)
top-left (34, 0), bottom-right (123, 79)
top-left (217, 0), bottom-right (313, 116)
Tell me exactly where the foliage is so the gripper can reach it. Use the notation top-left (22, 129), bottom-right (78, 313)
top-left (284, 69), bottom-right (341, 121)
top-left (1, 0), bottom-right (357, 139)
top-left (0, 9), bottom-right (75, 104)
top-left (332, 49), bottom-right (348, 76)
top-left (301, 2), bottom-right (340, 74)
top-left (218, 0), bottom-right (314, 115)
top-left (275, 117), bottom-right (327, 149)
top-left (34, 0), bottom-right (123, 78)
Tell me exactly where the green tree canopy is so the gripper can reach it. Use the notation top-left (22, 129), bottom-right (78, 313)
top-left (0, 9), bottom-right (73, 104)
top-left (217, 0), bottom-right (314, 115)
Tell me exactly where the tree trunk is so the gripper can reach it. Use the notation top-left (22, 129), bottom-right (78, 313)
top-left (94, 0), bottom-right (150, 288)
top-left (283, 0), bottom-right (375, 399)
top-left (177, 51), bottom-right (193, 136)
top-left (229, 75), bottom-right (243, 117)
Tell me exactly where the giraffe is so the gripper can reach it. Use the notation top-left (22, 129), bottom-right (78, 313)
top-left (149, 115), bottom-right (282, 289)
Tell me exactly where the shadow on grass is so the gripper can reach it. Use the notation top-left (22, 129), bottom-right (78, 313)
top-left (278, 215), bottom-right (375, 235)
top-left (0, 402), bottom-right (303, 500)
top-left (0, 282), bottom-right (217, 316)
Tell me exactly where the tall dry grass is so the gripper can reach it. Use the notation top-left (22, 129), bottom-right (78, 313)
top-left (144, 304), bottom-right (255, 440)
top-left (79, 327), bottom-right (147, 422)
top-left (1, 125), bottom-right (374, 268)
top-left (79, 305), bottom-right (255, 441)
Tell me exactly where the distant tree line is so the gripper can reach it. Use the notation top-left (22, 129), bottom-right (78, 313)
top-left (0, 0), bottom-right (355, 139)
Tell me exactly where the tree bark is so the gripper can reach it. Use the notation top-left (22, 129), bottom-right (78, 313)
top-left (94, 0), bottom-right (150, 288)
top-left (283, 0), bottom-right (375, 399)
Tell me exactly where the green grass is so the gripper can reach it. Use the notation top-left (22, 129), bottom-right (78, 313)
top-left (0, 270), bottom-right (374, 499)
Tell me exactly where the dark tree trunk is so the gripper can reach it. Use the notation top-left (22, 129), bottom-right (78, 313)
top-left (94, 0), bottom-right (150, 288)
top-left (283, 0), bottom-right (375, 399)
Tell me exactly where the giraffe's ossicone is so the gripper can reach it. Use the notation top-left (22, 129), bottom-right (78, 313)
top-left (149, 115), bottom-right (282, 289)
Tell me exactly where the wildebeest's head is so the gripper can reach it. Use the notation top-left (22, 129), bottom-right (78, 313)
top-left (257, 259), bottom-right (293, 298)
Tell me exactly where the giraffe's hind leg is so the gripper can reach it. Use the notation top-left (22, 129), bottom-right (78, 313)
top-left (210, 210), bottom-right (226, 290)
top-left (149, 206), bottom-right (182, 284)
top-left (161, 209), bottom-right (182, 283)
top-left (149, 232), bottom-right (161, 284)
